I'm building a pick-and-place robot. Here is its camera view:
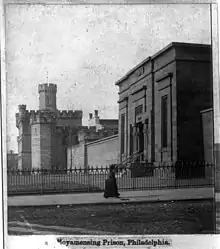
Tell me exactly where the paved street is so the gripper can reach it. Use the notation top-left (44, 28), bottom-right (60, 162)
top-left (8, 221), bottom-right (114, 235)
top-left (8, 199), bottom-right (214, 234)
top-left (8, 187), bottom-right (213, 206)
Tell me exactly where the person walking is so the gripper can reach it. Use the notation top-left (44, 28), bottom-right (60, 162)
top-left (103, 164), bottom-right (120, 198)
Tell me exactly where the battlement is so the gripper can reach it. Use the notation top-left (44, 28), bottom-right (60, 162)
top-left (17, 109), bottom-right (40, 118)
top-left (38, 83), bottom-right (57, 93)
top-left (30, 111), bottom-right (57, 125)
top-left (58, 110), bottom-right (83, 119)
top-left (16, 108), bottom-right (59, 127)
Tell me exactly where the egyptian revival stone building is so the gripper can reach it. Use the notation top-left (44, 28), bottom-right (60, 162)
top-left (116, 42), bottom-right (213, 164)
top-left (16, 84), bottom-right (118, 170)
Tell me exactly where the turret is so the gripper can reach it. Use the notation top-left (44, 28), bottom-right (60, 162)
top-left (16, 105), bottom-right (28, 128)
top-left (18, 104), bottom-right (27, 118)
top-left (16, 104), bottom-right (32, 170)
top-left (38, 83), bottom-right (57, 112)
top-left (19, 104), bottom-right (26, 113)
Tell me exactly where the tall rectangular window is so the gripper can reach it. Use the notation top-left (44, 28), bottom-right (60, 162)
top-left (121, 114), bottom-right (125, 155)
top-left (161, 95), bottom-right (168, 148)
top-left (129, 125), bottom-right (133, 156)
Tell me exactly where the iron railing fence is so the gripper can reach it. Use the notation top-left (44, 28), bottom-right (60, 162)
top-left (7, 161), bottom-right (214, 196)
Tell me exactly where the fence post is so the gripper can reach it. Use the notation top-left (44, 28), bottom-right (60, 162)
top-left (41, 169), bottom-right (43, 195)
top-left (87, 166), bottom-right (91, 192)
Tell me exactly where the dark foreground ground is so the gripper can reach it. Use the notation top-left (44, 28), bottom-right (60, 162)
top-left (8, 200), bottom-right (214, 234)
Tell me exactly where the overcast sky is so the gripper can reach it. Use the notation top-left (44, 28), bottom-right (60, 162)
top-left (5, 4), bottom-right (211, 152)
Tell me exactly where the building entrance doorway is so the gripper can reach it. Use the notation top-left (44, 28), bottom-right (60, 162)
top-left (131, 121), bottom-right (153, 178)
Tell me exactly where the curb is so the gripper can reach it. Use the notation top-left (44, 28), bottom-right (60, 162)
top-left (8, 197), bottom-right (213, 208)
top-left (8, 186), bottom-right (213, 197)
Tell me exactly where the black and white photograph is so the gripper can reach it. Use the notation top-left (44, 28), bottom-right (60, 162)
top-left (3, 1), bottom-right (220, 240)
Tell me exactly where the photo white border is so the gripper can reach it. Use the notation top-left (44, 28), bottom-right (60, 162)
top-left (2, 0), bottom-right (218, 4)
top-left (1, 1), bottom-right (220, 249)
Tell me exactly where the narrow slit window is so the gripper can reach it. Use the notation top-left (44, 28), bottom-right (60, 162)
top-left (121, 114), bottom-right (125, 155)
top-left (161, 95), bottom-right (168, 148)
top-left (130, 125), bottom-right (133, 156)
top-left (46, 96), bottom-right (50, 105)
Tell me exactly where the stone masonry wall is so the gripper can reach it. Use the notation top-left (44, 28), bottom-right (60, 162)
top-left (154, 62), bottom-right (177, 163)
top-left (67, 142), bottom-right (85, 169)
top-left (57, 117), bottom-right (82, 127)
top-left (201, 109), bottom-right (213, 164)
top-left (7, 153), bottom-right (18, 170)
top-left (40, 123), bottom-right (53, 169)
top-left (31, 124), bottom-right (41, 169)
top-left (18, 120), bottom-right (32, 170)
top-left (176, 60), bottom-right (212, 161)
top-left (54, 128), bottom-right (67, 170)
top-left (87, 135), bottom-right (119, 167)
top-left (67, 135), bottom-right (119, 169)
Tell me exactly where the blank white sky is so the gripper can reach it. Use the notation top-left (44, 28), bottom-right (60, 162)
top-left (5, 4), bottom-right (211, 152)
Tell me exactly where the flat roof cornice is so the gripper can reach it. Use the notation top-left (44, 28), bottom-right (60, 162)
top-left (115, 56), bottom-right (151, 86)
top-left (115, 42), bottom-right (211, 86)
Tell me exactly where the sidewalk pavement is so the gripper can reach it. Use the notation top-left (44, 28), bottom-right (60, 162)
top-left (8, 187), bottom-right (213, 207)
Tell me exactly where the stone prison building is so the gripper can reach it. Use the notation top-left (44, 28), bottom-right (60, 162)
top-left (16, 84), bottom-right (118, 170)
top-left (116, 42), bottom-right (213, 166)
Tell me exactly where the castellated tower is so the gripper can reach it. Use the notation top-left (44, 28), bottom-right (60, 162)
top-left (38, 83), bottom-right (57, 112)
top-left (16, 105), bottom-right (32, 170)
top-left (16, 83), bottom-right (83, 171)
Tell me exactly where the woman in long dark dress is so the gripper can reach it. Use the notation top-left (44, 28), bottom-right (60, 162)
top-left (103, 164), bottom-right (120, 198)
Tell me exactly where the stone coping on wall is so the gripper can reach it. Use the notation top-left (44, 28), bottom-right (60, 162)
top-left (85, 134), bottom-right (118, 146)
top-left (200, 108), bottom-right (213, 114)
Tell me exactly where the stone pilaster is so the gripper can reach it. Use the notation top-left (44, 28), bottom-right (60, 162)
top-left (143, 121), bottom-right (149, 161)
top-left (133, 125), bottom-right (138, 154)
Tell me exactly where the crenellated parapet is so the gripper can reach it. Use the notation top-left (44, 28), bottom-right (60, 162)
top-left (15, 107), bottom-right (57, 127)
top-left (30, 111), bottom-right (57, 125)
top-left (38, 83), bottom-right (57, 93)
top-left (57, 110), bottom-right (83, 119)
